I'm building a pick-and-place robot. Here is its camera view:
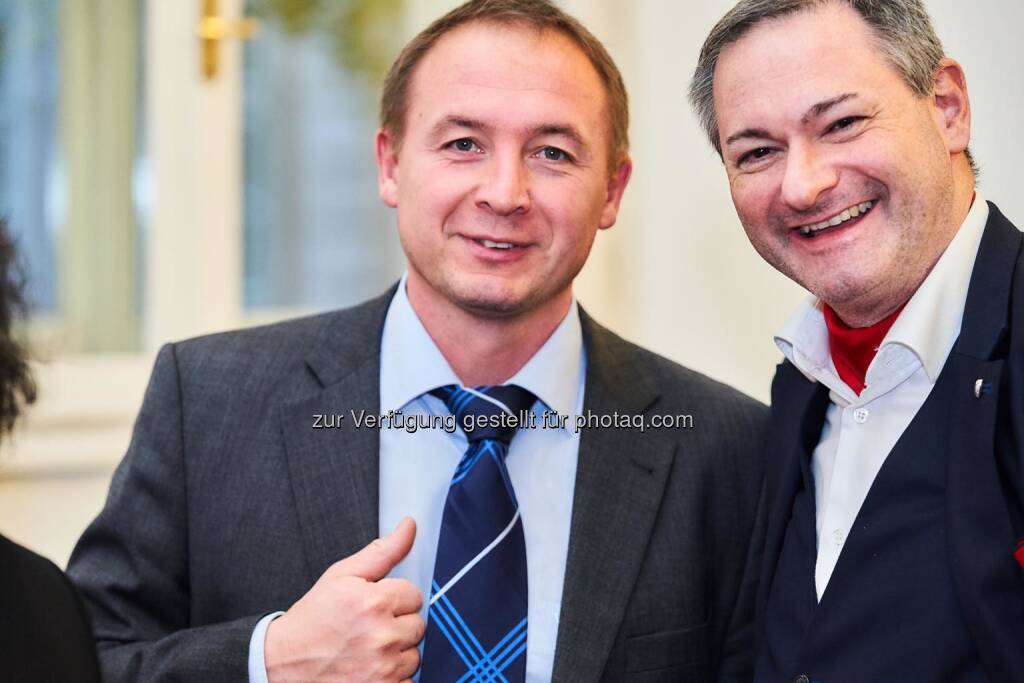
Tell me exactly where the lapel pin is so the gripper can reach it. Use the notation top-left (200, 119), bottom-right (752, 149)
top-left (974, 379), bottom-right (992, 398)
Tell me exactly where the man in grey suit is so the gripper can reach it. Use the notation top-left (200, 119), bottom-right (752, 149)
top-left (68, 1), bottom-right (766, 681)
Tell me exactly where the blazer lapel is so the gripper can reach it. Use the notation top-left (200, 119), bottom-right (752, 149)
top-left (756, 361), bottom-right (828, 618)
top-left (943, 353), bottom-right (1024, 678)
top-left (279, 288), bottom-right (395, 580)
top-left (945, 204), bottom-right (1024, 679)
top-left (551, 313), bottom-right (676, 682)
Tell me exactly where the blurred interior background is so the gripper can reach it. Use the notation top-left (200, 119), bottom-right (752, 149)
top-left (1, 0), bottom-right (1021, 566)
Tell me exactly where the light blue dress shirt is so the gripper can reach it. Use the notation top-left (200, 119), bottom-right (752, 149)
top-left (249, 278), bottom-right (585, 682)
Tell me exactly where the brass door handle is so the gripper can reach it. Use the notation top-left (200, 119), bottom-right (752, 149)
top-left (197, 0), bottom-right (260, 80)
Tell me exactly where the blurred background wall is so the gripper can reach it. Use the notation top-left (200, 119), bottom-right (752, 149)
top-left (0, 0), bottom-right (1021, 566)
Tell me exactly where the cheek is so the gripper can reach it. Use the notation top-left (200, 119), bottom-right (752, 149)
top-left (846, 141), bottom-right (891, 174)
top-left (729, 176), bottom-right (790, 254)
top-left (729, 175), bottom-right (774, 225)
top-left (532, 180), bottom-right (600, 239)
top-left (399, 167), bottom-right (471, 227)
top-left (845, 128), bottom-right (928, 191)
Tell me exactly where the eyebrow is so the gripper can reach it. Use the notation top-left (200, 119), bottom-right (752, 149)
top-left (532, 124), bottom-right (588, 152)
top-left (723, 92), bottom-right (861, 147)
top-left (724, 127), bottom-right (773, 147)
top-left (429, 116), bottom-right (487, 140)
top-left (801, 92), bottom-right (859, 124)
top-left (429, 116), bottom-right (590, 152)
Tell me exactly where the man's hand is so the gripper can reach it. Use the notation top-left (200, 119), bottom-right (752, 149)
top-left (265, 517), bottom-right (425, 682)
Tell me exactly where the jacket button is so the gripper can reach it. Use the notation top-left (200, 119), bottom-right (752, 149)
top-left (793, 676), bottom-right (810, 683)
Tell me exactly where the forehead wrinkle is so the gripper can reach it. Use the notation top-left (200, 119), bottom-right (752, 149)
top-left (725, 92), bottom-right (863, 146)
top-left (449, 76), bottom-right (570, 95)
top-left (442, 25), bottom-right (592, 88)
top-left (719, 68), bottom-right (864, 141)
top-left (714, 6), bottom-right (873, 131)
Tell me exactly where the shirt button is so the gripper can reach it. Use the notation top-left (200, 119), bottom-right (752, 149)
top-left (853, 408), bottom-right (869, 423)
top-left (832, 529), bottom-right (844, 545)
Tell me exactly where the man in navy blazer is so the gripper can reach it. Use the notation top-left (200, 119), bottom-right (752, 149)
top-left (690, 0), bottom-right (1024, 681)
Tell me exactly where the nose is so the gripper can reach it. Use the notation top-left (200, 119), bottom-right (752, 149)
top-left (475, 153), bottom-right (530, 216)
top-left (780, 143), bottom-right (838, 211)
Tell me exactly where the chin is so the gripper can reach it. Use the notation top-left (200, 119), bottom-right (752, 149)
top-left (806, 276), bottom-right (879, 312)
top-left (444, 280), bottom-right (533, 317)
top-left (457, 292), bottom-right (538, 318)
top-left (778, 258), bottom-right (859, 301)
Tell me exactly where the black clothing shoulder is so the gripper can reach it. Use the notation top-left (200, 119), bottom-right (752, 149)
top-left (0, 534), bottom-right (100, 682)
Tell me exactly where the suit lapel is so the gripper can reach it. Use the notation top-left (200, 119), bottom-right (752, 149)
top-left (943, 353), bottom-right (1024, 677)
top-left (944, 204), bottom-right (1024, 678)
top-left (756, 361), bottom-right (828, 618)
top-left (550, 313), bottom-right (675, 682)
top-left (279, 288), bottom-right (395, 580)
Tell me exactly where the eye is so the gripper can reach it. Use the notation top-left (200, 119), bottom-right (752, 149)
top-left (537, 146), bottom-right (571, 162)
top-left (447, 138), bottom-right (481, 153)
top-left (827, 116), bottom-right (865, 134)
top-left (737, 147), bottom-right (775, 166)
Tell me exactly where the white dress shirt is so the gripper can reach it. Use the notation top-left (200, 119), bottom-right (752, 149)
top-left (774, 196), bottom-right (988, 601)
top-left (250, 276), bottom-right (585, 682)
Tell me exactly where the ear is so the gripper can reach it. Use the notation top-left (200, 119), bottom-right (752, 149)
top-left (375, 128), bottom-right (400, 208)
top-left (598, 155), bottom-right (633, 230)
top-left (931, 58), bottom-right (971, 155)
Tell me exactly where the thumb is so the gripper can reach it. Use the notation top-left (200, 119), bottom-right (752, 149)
top-left (337, 516), bottom-right (416, 581)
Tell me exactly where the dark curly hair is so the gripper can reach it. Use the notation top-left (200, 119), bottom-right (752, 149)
top-left (0, 218), bottom-right (36, 434)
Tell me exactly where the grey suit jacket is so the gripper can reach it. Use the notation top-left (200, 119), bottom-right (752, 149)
top-left (68, 286), bottom-right (767, 682)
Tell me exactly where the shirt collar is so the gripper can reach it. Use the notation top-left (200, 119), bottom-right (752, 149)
top-left (775, 192), bottom-right (989, 386)
top-left (505, 296), bottom-right (585, 422)
top-left (379, 274), bottom-right (585, 423)
top-left (379, 275), bottom-right (461, 414)
top-left (775, 297), bottom-right (833, 385)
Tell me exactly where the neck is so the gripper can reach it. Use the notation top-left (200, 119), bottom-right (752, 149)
top-left (828, 294), bottom-right (910, 329)
top-left (405, 271), bottom-right (572, 386)
top-left (831, 175), bottom-right (976, 328)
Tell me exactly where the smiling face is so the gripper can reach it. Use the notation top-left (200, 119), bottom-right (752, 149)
top-left (713, 3), bottom-right (972, 323)
top-left (376, 21), bottom-right (630, 322)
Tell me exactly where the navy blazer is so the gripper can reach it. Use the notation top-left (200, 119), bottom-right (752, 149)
top-left (756, 202), bottom-right (1024, 681)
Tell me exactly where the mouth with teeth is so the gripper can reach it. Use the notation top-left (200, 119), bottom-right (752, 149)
top-left (460, 234), bottom-right (532, 261)
top-left (796, 200), bottom-right (875, 238)
top-left (475, 238), bottom-right (518, 250)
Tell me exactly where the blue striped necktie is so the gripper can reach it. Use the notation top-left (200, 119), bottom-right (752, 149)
top-left (419, 384), bottom-right (536, 683)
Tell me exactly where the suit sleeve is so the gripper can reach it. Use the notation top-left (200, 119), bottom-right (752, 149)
top-left (1006, 248), bottom-right (1024, 552)
top-left (67, 343), bottom-right (262, 681)
top-left (715, 472), bottom-right (767, 682)
top-left (713, 402), bottom-right (769, 683)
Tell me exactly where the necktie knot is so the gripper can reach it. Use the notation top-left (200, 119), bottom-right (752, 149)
top-left (430, 384), bottom-right (536, 444)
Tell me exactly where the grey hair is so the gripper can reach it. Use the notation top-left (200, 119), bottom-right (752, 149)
top-left (688, 0), bottom-right (977, 173)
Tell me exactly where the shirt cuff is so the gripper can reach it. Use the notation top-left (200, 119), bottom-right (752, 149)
top-left (248, 611), bottom-right (286, 683)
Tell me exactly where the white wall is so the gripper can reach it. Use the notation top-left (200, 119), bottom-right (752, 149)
top-left (927, 0), bottom-right (1024, 220)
